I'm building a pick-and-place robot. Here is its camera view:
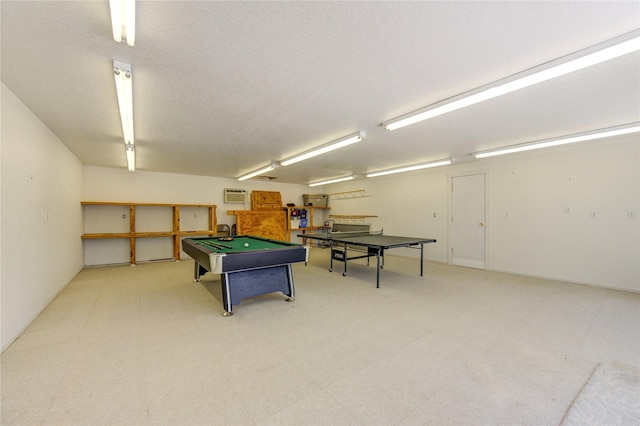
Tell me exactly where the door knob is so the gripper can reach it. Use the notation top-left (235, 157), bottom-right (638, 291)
top-left (480, 222), bottom-right (485, 227)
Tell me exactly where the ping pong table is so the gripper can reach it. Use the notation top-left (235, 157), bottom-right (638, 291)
top-left (298, 230), bottom-right (436, 288)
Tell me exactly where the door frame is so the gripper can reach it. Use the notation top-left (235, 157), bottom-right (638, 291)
top-left (447, 170), bottom-right (490, 269)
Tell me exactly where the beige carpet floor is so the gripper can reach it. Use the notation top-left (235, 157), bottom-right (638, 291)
top-left (2, 247), bottom-right (639, 425)
top-left (561, 362), bottom-right (640, 425)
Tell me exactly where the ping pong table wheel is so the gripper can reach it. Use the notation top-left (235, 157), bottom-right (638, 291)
top-left (329, 268), bottom-right (333, 272)
top-left (286, 297), bottom-right (295, 302)
top-left (222, 311), bottom-right (233, 317)
top-left (342, 272), bottom-right (347, 276)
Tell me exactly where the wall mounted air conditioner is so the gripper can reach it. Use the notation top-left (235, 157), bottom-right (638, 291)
top-left (224, 188), bottom-right (247, 203)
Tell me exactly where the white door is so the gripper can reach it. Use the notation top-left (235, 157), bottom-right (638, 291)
top-left (450, 173), bottom-right (486, 269)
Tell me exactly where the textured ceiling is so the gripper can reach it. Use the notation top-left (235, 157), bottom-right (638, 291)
top-left (1, 1), bottom-right (639, 184)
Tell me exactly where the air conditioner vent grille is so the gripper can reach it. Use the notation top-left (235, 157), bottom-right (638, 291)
top-left (224, 188), bottom-right (247, 203)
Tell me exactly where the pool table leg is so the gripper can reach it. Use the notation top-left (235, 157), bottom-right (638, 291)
top-left (285, 264), bottom-right (295, 302)
top-left (193, 262), bottom-right (202, 282)
top-left (221, 273), bottom-right (234, 316)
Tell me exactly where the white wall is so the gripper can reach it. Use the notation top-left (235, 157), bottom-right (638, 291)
top-left (1, 83), bottom-right (85, 351)
top-left (488, 139), bottom-right (639, 290)
top-left (83, 166), bottom-right (309, 207)
top-left (321, 136), bottom-right (640, 292)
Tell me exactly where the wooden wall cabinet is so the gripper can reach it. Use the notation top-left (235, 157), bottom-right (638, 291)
top-left (81, 202), bottom-right (217, 265)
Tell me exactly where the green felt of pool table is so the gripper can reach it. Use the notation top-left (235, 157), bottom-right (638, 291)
top-left (194, 236), bottom-right (296, 253)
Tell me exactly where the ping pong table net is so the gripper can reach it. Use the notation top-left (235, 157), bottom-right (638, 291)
top-left (327, 229), bottom-right (383, 238)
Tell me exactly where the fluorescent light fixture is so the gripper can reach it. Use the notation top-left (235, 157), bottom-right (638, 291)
top-left (113, 60), bottom-right (134, 144)
top-left (280, 132), bottom-right (363, 166)
top-left (113, 60), bottom-right (135, 172)
top-left (366, 160), bottom-right (452, 178)
top-left (383, 30), bottom-right (640, 131)
top-left (474, 123), bottom-right (640, 159)
top-left (109, 0), bottom-right (136, 46)
top-left (309, 175), bottom-right (355, 187)
top-left (238, 163), bottom-right (276, 181)
top-left (125, 143), bottom-right (135, 172)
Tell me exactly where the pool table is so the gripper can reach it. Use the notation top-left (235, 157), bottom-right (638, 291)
top-left (182, 235), bottom-right (309, 316)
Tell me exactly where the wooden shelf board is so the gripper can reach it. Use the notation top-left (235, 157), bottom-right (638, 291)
top-left (82, 201), bottom-right (216, 208)
top-left (327, 189), bottom-right (365, 196)
top-left (286, 205), bottom-right (330, 209)
top-left (134, 231), bottom-right (175, 238)
top-left (329, 214), bottom-right (377, 218)
top-left (177, 230), bottom-right (216, 236)
top-left (82, 233), bottom-right (132, 239)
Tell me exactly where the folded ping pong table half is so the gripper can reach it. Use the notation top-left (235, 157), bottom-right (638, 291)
top-left (298, 231), bottom-right (436, 288)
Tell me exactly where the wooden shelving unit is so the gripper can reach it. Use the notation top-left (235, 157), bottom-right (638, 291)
top-left (81, 202), bottom-right (217, 265)
top-left (284, 206), bottom-right (330, 243)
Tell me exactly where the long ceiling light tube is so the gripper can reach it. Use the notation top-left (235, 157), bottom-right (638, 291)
top-left (280, 132), bottom-right (363, 166)
top-left (109, 0), bottom-right (136, 46)
top-left (125, 143), bottom-right (135, 172)
top-left (238, 163), bottom-right (277, 181)
top-left (366, 159), bottom-right (452, 178)
top-left (474, 122), bottom-right (640, 159)
top-left (308, 175), bottom-right (355, 187)
top-left (108, 0), bottom-right (121, 42)
top-left (383, 29), bottom-right (640, 131)
top-left (113, 60), bottom-right (134, 144)
top-left (113, 60), bottom-right (135, 171)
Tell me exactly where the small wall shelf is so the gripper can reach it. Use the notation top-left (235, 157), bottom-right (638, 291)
top-left (328, 189), bottom-right (365, 200)
top-left (81, 202), bottom-right (217, 265)
top-left (328, 214), bottom-right (377, 224)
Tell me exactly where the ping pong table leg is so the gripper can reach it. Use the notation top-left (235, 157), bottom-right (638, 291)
top-left (420, 243), bottom-right (424, 276)
top-left (376, 250), bottom-right (381, 288)
top-left (342, 243), bottom-right (348, 276)
top-left (329, 245), bottom-right (334, 272)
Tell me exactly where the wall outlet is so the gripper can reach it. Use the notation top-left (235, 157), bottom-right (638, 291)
top-left (628, 210), bottom-right (636, 219)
